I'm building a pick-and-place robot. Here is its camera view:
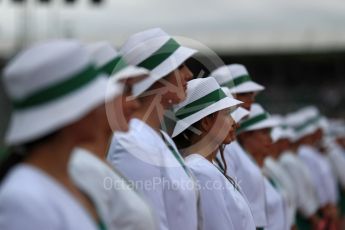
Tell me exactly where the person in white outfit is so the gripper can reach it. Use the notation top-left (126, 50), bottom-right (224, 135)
top-left (211, 64), bottom-right (268, 230)
top-left (237, 103), bottom-right (288, 230)
top-left (264, 117), bottom-right (298, 230)
top-left (172, 77), bottom-right (256, 230)
top-left (0, 40), bottom-right (121, 230)
top-left (107, 28), bottom-right (201, 230)
top-left (69, 41), bottom-right (156, 230)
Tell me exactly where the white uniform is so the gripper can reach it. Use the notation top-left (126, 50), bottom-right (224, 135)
top-left (220, 141), bottom-right (267, 228)
top-left (263, 157), bottom-right (297, 228)
top-left (298, 145), bottom-right (338, 206)
top-left (69, 148), bottom-right (156, 230)
top-left (107, 118), bottom-right (199, 230)
top-left (0, 164), bottom-right (97, 230)
top-left (186, 154), bottom-right (255, 230)
top-left (264, 177), bottom-right (288, 230)
top-left (279, 151), bottom-right (319, 218)
top-left (325, 140), bottom-right (345, 189)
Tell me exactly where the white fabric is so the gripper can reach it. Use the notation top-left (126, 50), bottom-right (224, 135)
top-left (238, 103), bottom-right (280, 133)
top-left (86, 41), bottom-right (149, 81)
top-left (0, 164), bottom-right (97, 230)
top-left (69, 148), bottom-right (156, 230)
top-left (298, 145), bottom-right (339, 206)
top-left (107, 118), bottom-right (199, 230)
top-left (211, 64), bottom-right (265, 94)
top-left (263, 157), bottom-right (297, 228)
top-left (219, 141), bottom-right (268, 227)
top-left (120, 28), bottom-right (197, 97)
top-left (325, 139), bottom-right (345, 189)
top-left (231, 107), bottom-right (249, 123)
top-left (186, 154), bottom-right (255, 230)
top-left (263, 177), bottom-right (288, 230)
top-left (172, 77), bottom-right (242, 137)
top-left (279, 151), bottom-right (319, 218)
top-left (3, 40), bottom-right (121, 145)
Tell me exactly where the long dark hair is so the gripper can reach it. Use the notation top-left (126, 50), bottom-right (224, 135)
top-left (172, 113), bottom-right (229, 178)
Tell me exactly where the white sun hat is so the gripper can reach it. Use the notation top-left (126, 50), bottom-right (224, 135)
top-left (120, 28), bottom-right (197, 97)
top-left (237, 103), bottom-right (280, 134)
top-left (3, 39), bottom-right (121, 146)
top-left (86, 41), bottom-right (149, 82)
top-left (172, 77), bottom-right (242, 137)
top-left (270, 115), bottom-right (296, 143)
top-left (221, 87), bottom-right (248, 123)
top-left (211, 64), bottom-right (265, 94)
top-left (285, 106), bottom-right (321, 141)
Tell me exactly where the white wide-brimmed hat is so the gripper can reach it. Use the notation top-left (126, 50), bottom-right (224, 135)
top-left (86, 41), bottom-right (149, 82)
top-left (120, 28), bottom-right (197, 97)
top-left (270, 115), bottom-right (295, 143)
top-left (172, 77), bottom-right (242, 137)
top-left (221, 87), bottom-right (249, 123)
top-left (237, 103), bottom-right (279, 134)
top-left (211, 64), bottom-right (265, 94)
top-left (3, 40), bottom-right (121, 146)
top-left (285, 106), bottom-right (322, 141)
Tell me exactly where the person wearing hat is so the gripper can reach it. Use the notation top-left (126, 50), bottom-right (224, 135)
top-left (0, 40), bottom-right (121, 230)
top-left (107, 28), bottom-right (200, 230)
top-left (263, 116), bottom-right (298, 230)
top-left (280, 111), bottom-right (324, 230)
top-left (237, 103), bottom-right (288, 230)
top-left (172, 77), bottom-right (255, 230)
top-left (294, 107), bottom-right (339, 229)
top-left (69, 41), bottom-right (156, 230)
top-left (324, 120), bottom-right (345, 228)
top-left (211, 64), bottom-right (268, 230)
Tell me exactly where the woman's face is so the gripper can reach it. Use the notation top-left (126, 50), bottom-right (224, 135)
top-left (159, 64), bottom-right (193, 107)
top-left (239, 128), bottom-right (272, 165)
top-left (106, 78), bottom-right (144, 132)
top-left (207, 109), bottom-right (236, 146)
top-left (235, 92), bottom-right (255, 110)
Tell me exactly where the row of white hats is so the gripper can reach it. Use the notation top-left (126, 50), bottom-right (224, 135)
top-left (3, 27), bottom-right (202, 146)
top-left (3, 27), bottom-right (270, 146)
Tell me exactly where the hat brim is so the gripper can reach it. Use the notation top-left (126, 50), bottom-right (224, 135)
top-left (231, 107), bottom-right (249, 123)
top-left (230, 81), bottom-right (265, 94)
top-left (5, 75), bottom-right (122, 146)
top-left (172, 97), bottom-right (242, 137)
top-left (110, 66), bottom-right (149, 82)
top-left (132, 46), bottom-right (197, 97)
top-left (240, 117), bottom-right (280, 133)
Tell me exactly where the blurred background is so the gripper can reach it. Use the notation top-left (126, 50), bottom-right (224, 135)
top-left (0, 0), bottom-right (345, 148)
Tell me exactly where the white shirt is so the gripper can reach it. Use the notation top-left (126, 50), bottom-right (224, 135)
top-left (69, 148), bottom-right (156, 230)
top-left (298, 145), bottom-right (338, 206)
top-left (0, 164), bottom-right (97, 230)
top-left (186, 154), bottom-right (255, 230)
top-left (219, 141), bottom-right (267, 227)
top-left (325, 139), bottom-right (345, 189)
top-left (107, 119), bottom-right (199, 230)
top-left (263, 177), bottom-right (288, 230)
top-left (279, 151), bottom-right (319, 218)
top-left (263, 157), bottom-right (297, 228)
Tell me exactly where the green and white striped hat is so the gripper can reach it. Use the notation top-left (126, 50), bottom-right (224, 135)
top-left (86, 41), bottom-right (149, 83)
top-left (270, 115), bottom-right (295, 142)
top-left (237, 103), bottom-right (279, 134)
top-left (120, 28), bottom-right (197, 97)
top-left (221, 87), bottom-right (249, 123)
top-left (211, 64), bottom-right (265, 94)
top-left (285, 106), bottom-right (323, 141)
top-left (172, 77), bottom-right (242, 137)
top-left (3, 40), bottom-right (121, 146)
